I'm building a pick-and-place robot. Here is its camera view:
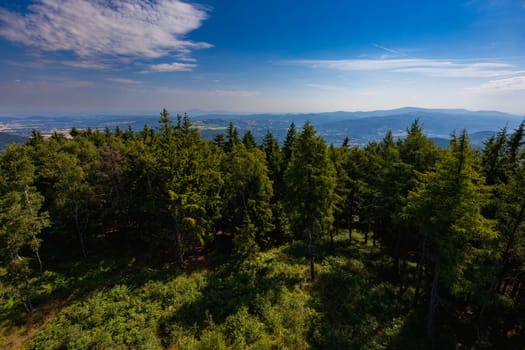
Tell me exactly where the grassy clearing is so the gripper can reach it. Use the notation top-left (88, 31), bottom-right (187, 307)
top-left (1, 231), bottom-right (426, 349)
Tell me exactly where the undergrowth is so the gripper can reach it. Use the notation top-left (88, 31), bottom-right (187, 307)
top-left (2, 232), bottom-right (424, 349)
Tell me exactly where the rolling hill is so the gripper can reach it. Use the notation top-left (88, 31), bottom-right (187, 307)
top-left (1, 107), bottom-right (522, 147)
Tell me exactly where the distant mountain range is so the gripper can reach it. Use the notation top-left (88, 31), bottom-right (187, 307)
top-left (1, 107), bottom-right (523, 148)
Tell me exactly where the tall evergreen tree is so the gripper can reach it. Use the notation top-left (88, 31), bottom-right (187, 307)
top-left (221, 145), bottom-right (274, 256)
top-left (284, 122), bottom-right (337, 280)
top-left (282, 122), bottom-right (297, 163)
top-left (0, 145), bottom-right (49, 312)
top-left (403, 131), bottom-right (497, 339)
top-left (155, 110), bottom-right (223, 264)
top-left (242, 130), bottom-right (257, 149)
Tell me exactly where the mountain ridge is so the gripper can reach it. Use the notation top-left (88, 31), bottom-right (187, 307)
top-left (1, 107), bottom-right (523, 147)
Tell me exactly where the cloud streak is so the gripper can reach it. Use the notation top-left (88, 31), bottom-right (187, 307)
top-left (372, 43), bottom-right (405, 57)
top-left (289, 58), bottom-right (522, 78)
top-left (467, 75), bottom-right (525, 92)
top-left (305, 83), bottom-right (344, 91)
top-left (62, 61), bottom-right (112, 70)
top-left (149, 62), bottom-right (197, 72)
top-left (0, 0), bottom-right (211, 64)
top-left (11, 78), bottom-right (96, 89)
top-left (106, 77), bottom-right (142, 85)
top-left (211, 89), bottom-right (259, 97)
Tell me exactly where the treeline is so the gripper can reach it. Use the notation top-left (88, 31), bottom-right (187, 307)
top-left (1, 109), bottom-right (524, 346)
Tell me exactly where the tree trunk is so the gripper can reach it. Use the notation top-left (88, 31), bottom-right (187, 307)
top-left (393, 231), bottom-right (401, 279)
top-left (310, 254), bottom-right (315, 281)
top-left (74, 202), bottom-right (87, 258)
top-left (413, 236), bottom-right (427, 307)
top-left (501, 280), bottom-right (510, 295)
top-left (427, 265), bottom-right (440, 340)
top-left (347, 209), bottom-right (353, 244)
top-left (515, 282), bottom-right (523, 304)
top-left (398, 253), bottom-right (408, 296)
top-left (23, 298), bottom-right (33, 313)
top-left (173, 206), bottom-right (184, 266)
top-left (24, 190), bottom-right (43, 273)
top-left (309, 228), bottom-right (315, 281)
top-left (34, 249), bottom-right (43, 274)
top-left (22, 270), bottom-right (33, 313)
top-left (510, 280), bottom-right (520, 299)
top-left (497, 197), bottom-right (525, 291)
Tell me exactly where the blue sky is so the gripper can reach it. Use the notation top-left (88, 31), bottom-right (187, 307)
top-left (0, 0), bottom-right (524, 115)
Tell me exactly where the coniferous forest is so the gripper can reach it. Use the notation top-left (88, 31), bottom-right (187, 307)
top-left (1, 109), bottom-right (525, 349)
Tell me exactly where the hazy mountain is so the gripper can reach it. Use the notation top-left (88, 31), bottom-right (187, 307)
top-left (1, 107), bottom-right (522, 147)
top-left (192, 108), bottom-right (522, 146)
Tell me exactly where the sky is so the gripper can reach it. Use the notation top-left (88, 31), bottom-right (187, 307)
top-left (0, 0), bottom-right (524, 115)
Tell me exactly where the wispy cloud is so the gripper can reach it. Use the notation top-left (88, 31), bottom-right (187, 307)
top-left (305, 83), bottom-right (343, 91)
top-left (62, 61), bottom-right (112, 70)
top-left (106, 77), bottom-right (142, 85)
top-left (150, 62), bottom-right (197, 72)
top-left (467, 75), bottom-right (525, 92)
top-left (177, 56), bottom-right (198, 63)
top-left (12, 78), bottom-right (96, 89)
top-left (372, 43), bottom-right (405, 57)
top-left (211, 89), bottom-right (259, 97)
top-left (157, 87), bottom-right (259, 98)
top-left (288, 58), bottom-right (522, 78)
top-left (0, 0), bottom-right (211, 66)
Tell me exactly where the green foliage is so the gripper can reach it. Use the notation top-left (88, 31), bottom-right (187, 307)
top-left (0, 145), bottom-right (49, 312)
top-left (25, 247), bottom-right (318, 350)
top-left (284, 122), bottom-right (337, 240)
top-left (1, 114), bottom-right (524, 349)
top-left (221, 144), bottom-right (274, 255)
top-left (404, 131), bottom-right (496, 291)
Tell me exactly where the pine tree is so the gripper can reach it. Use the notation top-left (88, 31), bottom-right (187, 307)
top-left (155, 110), bottom-right (223, 265)
top-left (284, 122), bottom-right (337, 280)
top-left (403, 130), bottom-right (497, 339)
top-left (242, 130), bottom-right (257, 149)
top-left (282, 122), bottom-right (297, 163)
top-left (0, 145), bottom-right (49, 312)
top-left (221, 145), bottom-right (274, 257)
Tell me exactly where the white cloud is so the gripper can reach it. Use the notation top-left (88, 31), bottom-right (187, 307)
top-left (0, 0), bottom-right (210, 62)
top-left (13, 78), bottom-right (96, 89)
top-left (467, 75), bottom-right (525, 92)
top-left (289, 58), bottom-right (522, 78)
top-left (394, 66), bottom-right (524, 78)
top-left (62, 61), bottom-right (112, 70)
top-left (150, 62), bottom-right (197, 72)
top-left (106, 77), bottom-right (142, 85)
top-left (177, 56), bottom-right (198, 62)
top-left (211, 89), bottom-right (259, 97)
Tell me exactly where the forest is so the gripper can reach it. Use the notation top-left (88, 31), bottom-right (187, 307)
top-left (1, 109), bottom-right (524, 349)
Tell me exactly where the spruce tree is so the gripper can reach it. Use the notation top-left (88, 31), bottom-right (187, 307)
top-left (0, 145), bottom-right (49, 312)
top-left (404, 130), bottom-right (496, 339)
top-left (284, 122), bottom-right (337, 280)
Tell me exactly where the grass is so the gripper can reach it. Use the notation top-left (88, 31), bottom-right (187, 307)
top-left (1, 230), bottom-right (427, 349)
